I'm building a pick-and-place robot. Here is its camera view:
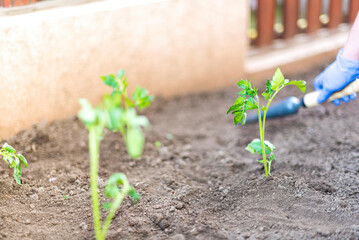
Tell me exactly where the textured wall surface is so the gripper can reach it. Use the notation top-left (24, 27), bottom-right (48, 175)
top-left (0, 0), bottom-right (248, 138)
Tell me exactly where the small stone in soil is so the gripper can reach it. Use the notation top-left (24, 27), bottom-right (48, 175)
top-left (265, 176), bottom-right (274, 181)
top-left (79, 222), bottom-right (88, 231)
top-left (175, 202), bottom-right (185, 210)
top-left (158, 219), bottom-right (170, 230)
top-left (38, 187), bottom-right (45, 195)
top-left (150, 213), bottom-right (164, 224)
top-left (171, 234), bottom-right (185, 240)
top-left (30, 193), bottom-right (39, 200)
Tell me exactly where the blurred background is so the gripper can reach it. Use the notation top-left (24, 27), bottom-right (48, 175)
top-left (0, 0), bottom-right (358, 137)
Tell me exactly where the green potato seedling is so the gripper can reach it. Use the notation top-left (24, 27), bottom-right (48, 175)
top-left (0, 143), bottom-right (28, 185)
top-left (228, 68), bottom-right (306, 177)
top-left (78, 70), bottom-right (153, 240)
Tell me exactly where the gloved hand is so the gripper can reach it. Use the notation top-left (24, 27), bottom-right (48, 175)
top-left (313, 48), bottom-right (359, 105)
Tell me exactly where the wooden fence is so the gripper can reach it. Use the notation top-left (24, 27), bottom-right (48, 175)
top-left (1, 0), bottom-right (37, 7)
top-left (252, 0), bottom-right (359, 46)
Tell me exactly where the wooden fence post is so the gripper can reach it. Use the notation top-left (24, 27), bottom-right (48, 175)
top-left (307, 0), bottom-right (322, 33)
top-left (256, 0), bottom-right (276, 46)
top-left (348, 1), bottom-right (359, 24)
top-left (328, 0), bottom-right (343, 29)
top-left (1, 0), bottom-right (37, 7)
top-left (283, 0), bottom-right (299, 38)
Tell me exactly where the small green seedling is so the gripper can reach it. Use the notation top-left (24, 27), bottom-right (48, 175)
top-left (78, 70), bottom-right (153, 240)
top-left (228, 68), bottom-right (306, 177)
top-left (0, 143), bottom-right (28, 185)
top-left (154, 141), bottom-right (161, 148)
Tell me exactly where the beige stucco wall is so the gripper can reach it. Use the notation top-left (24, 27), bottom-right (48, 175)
top-left (0, 0), bottom-right (248, 138)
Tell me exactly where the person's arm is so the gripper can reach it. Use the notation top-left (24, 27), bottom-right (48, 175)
top-left (343, 12), bottom-right (359, 61)
top-left (313, 11), bottom-right (359, 105)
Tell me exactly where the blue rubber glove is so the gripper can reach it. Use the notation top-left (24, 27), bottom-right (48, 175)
top-left (313, 48), bottom-right (359, 106)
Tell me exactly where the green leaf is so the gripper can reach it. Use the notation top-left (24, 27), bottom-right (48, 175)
top-left (8, 155), bottom-right (15, 167)
top-left (264, 140), bottom-right (276, 151)
top-left (245, 139), bottom-right (262, 154)
top-left (2, 154), bottom-right (11, 164)
top-left (105, 173), bottom-right (128, 198)
top-left (102, 202), bottom-right (112, 210)
top-left (244, 98), bottom-right (258, 110)
top-left (227, 104), bottom-right (242, 114)
top-left (14, 169), bottom-right (21, 185)
top-left (125, 109), bottom-right (149, 128)
top-left (237, 79), bottom-right (257, 98)
top-left (14, 158), bottom-right (22, 185)
top-left (233, 110), bottom-right (245, 125)
top-left (124, 97), bottom-right (135, 108)
top-left (78, 99), bottom-right (97, 126)
top-left (2, 143), bottom-right (16, 154)
top-left (132, 87), bottom-right (153, 110)
top-left (234, 97), bottom-right (245, 106)
top-left (104, 173), bottom-right (139, 204)
top-left (271, 68), bottom-right (285, 91)
top-left (107, 108), bottom-right (123, 131)
top-left (227, 96), bottom-right (246, 114)
top-left (126, 127), bottom-right (145, 159)
top-left (101, 74), bottom-right (118, 88)
top-left (245, 139), bottom-right (275, 155)
top-left (237, 79), bottom-right (252, 90)
top-left (268, 152), bottom-right (276, 163)
top-left (111, 89), bottom-right (122, 99)
top-left (262, 80), bottom-right (273, 100)
top-left (128, 187), bottom-right (140, 203)
top-left (17, 154), bottom-right (28, 168)
top-left (117, 69), bottom-right (125, 79)
top-left (121, 78), bottom-right (128, 91)
top-left (228, 94), bottom-right (251, 125)
top-left (284, 80), bottom-right (306, 93)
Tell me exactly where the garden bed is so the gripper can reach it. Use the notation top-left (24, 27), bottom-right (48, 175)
top-left (1, 62), bottom-right (359, 240)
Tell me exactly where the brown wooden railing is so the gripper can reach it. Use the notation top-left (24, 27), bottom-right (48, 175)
top-left (250, 0), bottom-right (359, 47)
top-left (1, 0), bottom-right (37, 7)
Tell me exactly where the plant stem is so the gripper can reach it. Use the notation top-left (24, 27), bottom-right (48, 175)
top-left (89, 127), bottom-right (104, 240)
top-left (261, 86), bottom-right (284, 176)
top-left (102, 186), bottom-right (130, 238)
top-left (259, 116), bottom-right (269, 177)
top-left (256, 96), bottom-right (268, 177)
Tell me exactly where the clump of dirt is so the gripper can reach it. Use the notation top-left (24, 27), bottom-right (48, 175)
top-left (1, 63), bottom-right (359, 239)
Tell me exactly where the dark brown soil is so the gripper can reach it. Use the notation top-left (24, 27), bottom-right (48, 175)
top-left (1, 64), bottom-right (359, 240)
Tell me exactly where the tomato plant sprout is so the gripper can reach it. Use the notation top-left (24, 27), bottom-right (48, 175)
top-left (78, 70), bottom-right (153, 240)
top-left (0, 143), bottom-right (28, 185)
top-left (227, 68), bottom-right (306, 177)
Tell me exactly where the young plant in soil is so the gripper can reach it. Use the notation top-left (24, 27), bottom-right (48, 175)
top-left (0, 143), bottom-right (28, 185)
top-left (228, 68), bottom-right (306, 177)
top-left (78, 70), bottom-right (153, 240)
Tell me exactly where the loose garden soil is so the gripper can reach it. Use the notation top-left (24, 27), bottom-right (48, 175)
top-left (1, 62), bottom-right (359, 240)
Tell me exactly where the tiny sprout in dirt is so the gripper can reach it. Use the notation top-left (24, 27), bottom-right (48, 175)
top-left (78, 69), bottom-right (153, 240)
top-left (154, 141), bottom-right (161, 148)
top-left (227, 68), bottom-right (306, 177)
top-left (0, 143), bottom-right (28, 185)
